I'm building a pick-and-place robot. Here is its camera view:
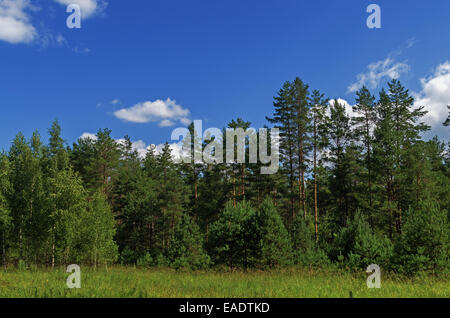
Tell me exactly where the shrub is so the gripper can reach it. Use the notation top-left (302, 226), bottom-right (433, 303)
top-left (136, 253), bottom-right (153, 269)
top-left (167, 213), bottom-right (211, 270)
top-left (208, 201), bottom-right (255, 269)
top-left (291, 214), bottom-right (329, 266)
top-left (393, 199), bottom-right (449, 275)
top-left (333, 211), bottom-right (393, 270)
top-left (252, 198), bottom-right (293, 268)
top-left (119, 248), bottom-right (138, 265)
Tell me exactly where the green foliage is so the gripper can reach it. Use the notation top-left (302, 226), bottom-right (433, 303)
top-left (167, 213), bottom-right (210, 270)
top-left (291, 214), bottom-right (329, 266)
top-left (208, 201), bottom-right (256, 269)
top-left (333, 211), bottom-right (393, 270)
top-left (393, 199), bottom-right (449, 275)
top-left (136, 253), bottom-right (153, 269)
top-left (83, 192), bottom-right (119, 267)
top-left (46, 167), bottom-right (89, 265)
top-left (252, 198), bottom-right (293, 268)
top-left (0, 78), bottom-right (448, 277)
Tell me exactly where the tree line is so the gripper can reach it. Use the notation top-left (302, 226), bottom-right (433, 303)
top-left (0, 78), bottom-right (448, 275)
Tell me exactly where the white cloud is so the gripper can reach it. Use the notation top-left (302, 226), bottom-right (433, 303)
top-left (0, 0), bottom-right (37, 44)
top-left (159, 119), bottom-right (175, 127)
top-left (180, 118), bottom-right (192, 126)
top-left (114, 98), bottom-right (191, 126)
top-left (154, 142), bottom-right (183, 161)
top-left (348, 57), bottom-right (410, 93)
top-left (111, 99), bottom-right (120, 105)
top-left (54, 0), bottom-right (107, 19)
top-left (328, 98), bottom-right (358, 118)
top-left (413, 61), bottom-right (450, 139)
top-left (80, 132), bottom-right (98, 140)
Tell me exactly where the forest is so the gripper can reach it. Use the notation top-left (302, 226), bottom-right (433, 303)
top-left (0, 78), bottom-right (448, 276)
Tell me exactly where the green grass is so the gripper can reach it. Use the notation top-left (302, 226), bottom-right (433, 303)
top-left (0, 266), bottom-right (448, 298)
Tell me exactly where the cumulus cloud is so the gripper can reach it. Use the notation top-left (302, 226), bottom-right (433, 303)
top-left (114, 98), bottom-right (191, 126)
top-left (54, 0), bottom-right (107, 19)
top-left (79, 132), bottom-right (98, 140)
top-left (0, 0), bottom-right (37, 44)
top-left (413, 61), bottom-right (450, 139)
top-left (328, 98), bottom-right (358, 118)
top-left (348, 57), bottom-right (410, 93)
top-left (159, 119), bottom-right (175, 127)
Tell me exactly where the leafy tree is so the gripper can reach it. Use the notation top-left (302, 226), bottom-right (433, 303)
top-left (46, 168), bottom-right (88, 266)
top-left (8, 132), bottom-right (46, 264)
top-left (84, 192), bottom-right (118, 268)
top-left (0, 154), bottom-right (11, 268)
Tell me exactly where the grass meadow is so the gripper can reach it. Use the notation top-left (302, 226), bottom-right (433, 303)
top-left (0, 266), bottom-right (448, 298)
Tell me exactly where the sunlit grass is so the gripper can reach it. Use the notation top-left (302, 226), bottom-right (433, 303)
top-left (0, 266), bottom-right (448, 298)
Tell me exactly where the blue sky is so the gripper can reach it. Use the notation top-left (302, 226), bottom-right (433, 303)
top-left (0, 0), bottom-right (449, 153)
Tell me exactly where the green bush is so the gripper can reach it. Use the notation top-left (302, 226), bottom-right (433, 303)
top-left (208, 201), bottom-right (255, 269)
top-left (167, 213), bottom-right (211, 270)
top-left (393, 199), bottom-right (449, 275)
top-left (291, 214), bottom-right (329, 266)
top-left (136, 253), bottom-right (153, 269)
top-left (333, 211), bottom-right (393, 270)
top-left (252, 198), bottom-right (293, 268)
top-left (119, 248), bottom-right (138, 265)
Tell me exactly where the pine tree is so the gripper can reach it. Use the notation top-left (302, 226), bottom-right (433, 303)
top-left (333, 211), bottom-right (393, 269)
top-left (119, 171), bottom-right (159, 259)
top-left (156, 143), bottom-right (187, 252)
top-left (373, 80), bottom-right (429, 235)
top-left (226, 118), bottom-right (252, 205)
top-left (208, 201), bottom-right (256, 269)
top-left (309, 90), bottom-right (328, 241)
top-left (167, 213), bottom-right (211, 270)
top-left (292, 78), bottom-right (311, 218)
top-left (353, 87), bottom-right (377, 224)
top-left (327, 99), bottom-right (353, 225)
top-left (253, 198), bottom-right (292, 268)
top-left (82, 129), bottom-right (121, 197)
top-left (394, 198), bottom-right (449, 274)
top-left (180, 123), bottom-right (204, 216)
top-left (291, 213), bottom-right (328, 266)
top-left (267, 81), bottom-right (298, 221)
